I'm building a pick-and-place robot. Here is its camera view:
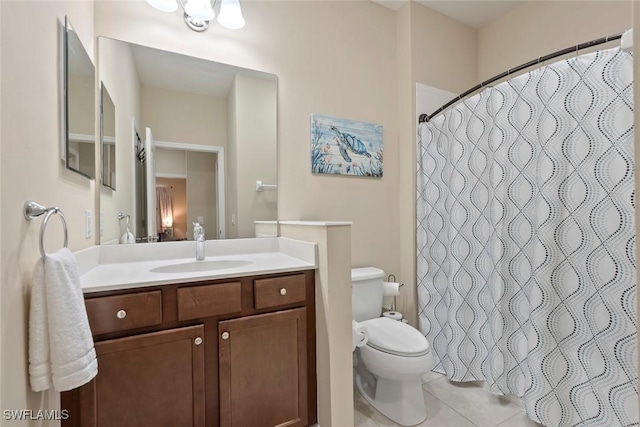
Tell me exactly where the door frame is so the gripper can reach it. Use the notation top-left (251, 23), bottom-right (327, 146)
top-left (154, 140), bottom-right (226, 239)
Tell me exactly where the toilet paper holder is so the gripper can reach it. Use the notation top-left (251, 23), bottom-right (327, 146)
top-left (387, 275), bottom-right (404, 312)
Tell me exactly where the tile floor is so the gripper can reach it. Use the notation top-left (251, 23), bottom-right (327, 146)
top-left (354, 371), bottom-right (544, 427)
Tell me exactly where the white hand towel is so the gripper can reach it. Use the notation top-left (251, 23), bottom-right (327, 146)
top-left (119, 230), bottom-right (135, 244)
top-left (29, 248), bottom-right (97, 392)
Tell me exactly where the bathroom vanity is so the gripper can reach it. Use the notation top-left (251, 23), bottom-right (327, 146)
top-left (61, 238), bottom-right (317, 427)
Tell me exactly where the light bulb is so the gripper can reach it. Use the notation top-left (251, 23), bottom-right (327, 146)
top-left (146, 0), bottom-right (178, 13)
top-left (184, 0), bottom-right (215, 21)
top-left (217, 0), bottom-right (245, 29)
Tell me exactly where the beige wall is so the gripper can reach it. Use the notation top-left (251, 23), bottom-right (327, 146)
top-left (76, 138), bottom-right (96, 177)
top-left (1, 1), bottom-right (95, 423)
top-left (68, 73), bottom-right (95, 136)
top-left (411, 2), bottom-right (478, 94)
top-left (280, 222), bottom-right (353, 427)
top-left (397, 1), bottom-right (478, 326)
top-left (226, 80), bottom-right (238, 238)
top-left (140, 85), bottom-right (227, 147)
top-left (186, 152), bottom-right (217, 240)
top-left (141, 86), bottom-right (227, 240)
top-left (478, 0), bottom-right (632, 81)
top-left (68, 72), bottom-right (96, 178)
top-left (156, 147), bottom-right (187, 176)
top-left (94, 0), bottom-right (402, 280)
top-left (98, 37), bottom-right (140, 243)
top-left (396, 0), bottom-right (414, 324)
top-left (231, 75), bottom-right (277, 238)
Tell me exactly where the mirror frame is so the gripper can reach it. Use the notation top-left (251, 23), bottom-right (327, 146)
top-left (62, 16), bottom-right (96, 180)
top-left (100, 82), bottom-right (116, 190)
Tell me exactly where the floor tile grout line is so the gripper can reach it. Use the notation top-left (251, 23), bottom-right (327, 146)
top-left (421, 377), bottom-right (476, 424)
top-left (422, 371), bottom-right (447, 385)
top-left (494, 410), bottom-right (525, 427)
top-left (353, 389), bottom-right (389, 427)
top-left (422, 389), bottom-right (483, 427)
top-left (354, 405), bottom-right (383, 427)
top-left (423, 377), bottom-right (527, 427)
top-left (500, 410), bottom-right (546, 427)
top-left (359, 376), bottom-right (526, 427)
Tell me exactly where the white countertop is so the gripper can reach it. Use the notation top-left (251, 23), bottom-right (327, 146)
top-left (279, 220), bottom-right (353, 226)
top-left (76, 237), bottom-right (317, 294)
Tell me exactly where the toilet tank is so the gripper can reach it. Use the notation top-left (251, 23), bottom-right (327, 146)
top-left (351, 267), bottom-right (385, 322)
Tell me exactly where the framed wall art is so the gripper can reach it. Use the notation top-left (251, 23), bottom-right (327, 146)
top-left (311, 114), bottom-right (383, 177)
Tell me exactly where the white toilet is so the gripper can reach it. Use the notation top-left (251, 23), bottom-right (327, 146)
top-left (352, 267), bottom-right (434, 427)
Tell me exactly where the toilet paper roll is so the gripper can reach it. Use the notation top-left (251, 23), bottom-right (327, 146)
top-left (382, 281), bottom-right (400, 297)
top-left (352, 320), bottom-right (369, 351)
top-left (382, 311), bottom-right (402, 321)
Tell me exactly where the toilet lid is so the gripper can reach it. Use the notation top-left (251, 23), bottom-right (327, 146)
top-left (361, 317), bottom-right (430, 357)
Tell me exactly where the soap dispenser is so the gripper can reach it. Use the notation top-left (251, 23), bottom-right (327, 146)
top-left (193, 222), bottom-right (205, 260)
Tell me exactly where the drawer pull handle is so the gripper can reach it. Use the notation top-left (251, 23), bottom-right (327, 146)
top-left (194, 337), bottom-right (203, 346)
top-left (280, 288), bottom-right (287, 296)
top-left (116, 310), bottom-right (127, 319)
top-left (221, 332), bottom-right (230, 340)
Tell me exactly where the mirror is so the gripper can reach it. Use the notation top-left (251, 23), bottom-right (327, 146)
top-left (101, 83), bottom-right (116, 190)
top-left (63, 17), bottom-right (95, 179)
top-left (97, 38), bottom-right (278, 244)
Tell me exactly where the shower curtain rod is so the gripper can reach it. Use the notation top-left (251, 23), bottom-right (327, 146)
top-left (419, 31), bottom-right (624, 124)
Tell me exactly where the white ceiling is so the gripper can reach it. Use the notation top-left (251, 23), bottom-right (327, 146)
top-left (130, 44), bottom-right (276, 97)
top-left (371, 0), bottom-right (525, 29)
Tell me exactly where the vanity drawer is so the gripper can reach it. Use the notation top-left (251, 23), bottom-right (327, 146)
top-left (85, 291), bottom-right (162, 336)
top-left (254, 274), bottom-right (306, 309)
top-left (177, 282), bottom-right (242, 321)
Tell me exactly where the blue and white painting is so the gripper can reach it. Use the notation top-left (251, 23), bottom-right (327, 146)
top-left (311, 114), bottom-right (383, 177)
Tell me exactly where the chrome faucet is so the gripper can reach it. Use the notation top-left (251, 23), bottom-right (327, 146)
top-left (193, 222), bottom-right (205, 260)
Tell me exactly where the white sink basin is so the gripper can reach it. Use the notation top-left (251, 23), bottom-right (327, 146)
top-left (150, 260), bottom-right (253, 274)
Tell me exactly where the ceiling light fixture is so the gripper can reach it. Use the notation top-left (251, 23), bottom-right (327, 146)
top-left (146, 0), bottom-right (245, 32)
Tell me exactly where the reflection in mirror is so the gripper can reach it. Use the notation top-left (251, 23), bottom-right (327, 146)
top-left (101, 83), bottom-right (116, 190)
top-left (64, 17), bottom-right (95, 179)
top-left (98, 38), bottom-right (277, 244)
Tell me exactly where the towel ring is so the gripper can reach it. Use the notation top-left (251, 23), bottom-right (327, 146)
top-left (23, 200), bottom-right (69, 258)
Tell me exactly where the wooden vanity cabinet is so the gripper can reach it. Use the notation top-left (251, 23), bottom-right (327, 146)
top-left (61, 270), bottom-right (316, 427)
top-left (71, 326), bottom-right (205, 427)
top-left (219, 308), bottom-right (308, 427)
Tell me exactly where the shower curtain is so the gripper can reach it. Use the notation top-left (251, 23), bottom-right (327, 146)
top-left (417, 48), bottom-right (637, 426)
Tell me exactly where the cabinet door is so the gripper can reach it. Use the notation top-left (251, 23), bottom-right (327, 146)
top-left (219, 308), bottom-right (308, 427)
top-left (78, 325), bottom-right (205, 427)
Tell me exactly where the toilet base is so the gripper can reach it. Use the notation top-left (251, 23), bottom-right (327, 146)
top-left (355, 368), bottom-right (427, 427)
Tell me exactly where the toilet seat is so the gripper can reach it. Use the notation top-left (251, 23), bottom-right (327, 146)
top-left (361, 317), bottom-right (430, 357)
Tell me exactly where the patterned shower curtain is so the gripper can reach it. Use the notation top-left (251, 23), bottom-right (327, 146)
top-left (417, 48), bottom-right (637, 426)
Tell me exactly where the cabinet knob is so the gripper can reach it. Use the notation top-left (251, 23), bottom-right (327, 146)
top-left (221, 332), bottom-right (229, 340)
top-left (280, 288), bottom-right (287, 296)
top-left (116, 310), bottom-right (127, 319)
top-left (194, 337), bottom-right (203, 346)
